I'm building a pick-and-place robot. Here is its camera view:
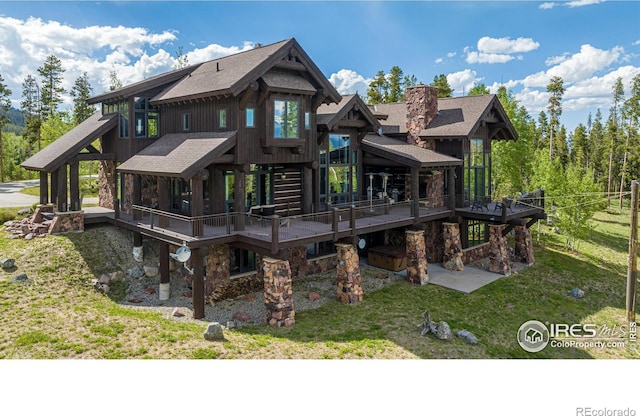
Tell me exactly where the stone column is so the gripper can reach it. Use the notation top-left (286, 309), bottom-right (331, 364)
top-left (514, 225), bottom-right (535, 265)
top-left (335, 243), bottom-right (363, 304)
top-left (406, 230), bottom-right (429, 285)
top-left (489, 224), bottom-right (511, 275)
top-left (282, 246), bottom-right (307, 278)
top-left (98, 160), bottom-right (117, 210)
top-left (442, 222), bottom-right (464, 271)
top-left (262, 257), bottom-right (295, 327)
top-left (205, 244), bottom-right (230, 296)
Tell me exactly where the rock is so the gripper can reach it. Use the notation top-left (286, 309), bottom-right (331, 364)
top-left (109, 271), bottom-right (125, 281)
top-left (308, 291), bottom-right (321, 301)
top-left (1, 258), bottom-right (15, 269)
top-left (11, 273), bottom-right (31, 283)
top-left (571, 287), bottom-right (585, 299)
top-left (144, 287), bottom-right (156, 295)
top-left (143, 265), bottom-right (159, 277)
top-left (377, 273), bottom-right (389, 279)
top-left (232, 312), bottom-right (251, 322)
top-left (435, 321), bottom-right (452, 340)
top-left (245, 294), bottom-right (255, 302)
top-left (42, 212), bottom-right (55, 221)
top-left (126, 266), bottom-right (145, 279)
top-left (183, 292), bottom-right (192, 298)
top-left (172, 308), bottom-right (185, 318)
top-left (132, 246), bottom-right (144, 263)
top-left (98, 273), bottom-right (111, 285)
top-left (24, 233), bottom-right (34, 240)
top-left (456, 329), bottom-right (478, 345)
top-left (203, 322), bottom-right (225, 341)
top-left (17, 207), bottom-right (31, 215)
top-left (128, 297), bottom-right (143, 303)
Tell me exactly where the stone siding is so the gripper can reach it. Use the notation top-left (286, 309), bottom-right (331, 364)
top-left (489, 225), bottom-right (511, 275)
top-left (442, 222), bottom-right (464, 271)
top-left (405, 85), bottom-right (438, 150)
top-left (461, 243), bottom-right (491, 265)
top-left (49, 211), bottom-right (84, 234)
top-left (405, 230), bottom-right (429, 285)
top-left (98, 160), bottom-right (116, 210)
top-left (335, 243), bottom-right (364, 304)
top-left (262, 258), bottom-right (295, 327)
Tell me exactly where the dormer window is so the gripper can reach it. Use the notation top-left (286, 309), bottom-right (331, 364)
top-left (274, 99), bottom-right (298, 139)
top-left (219, 108), bottom-right (227, 129)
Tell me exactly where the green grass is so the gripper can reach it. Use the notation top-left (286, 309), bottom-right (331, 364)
top-left (0, 208), bottom-right (638, 359)
top-left (20, 177), bottom-right (100, 198)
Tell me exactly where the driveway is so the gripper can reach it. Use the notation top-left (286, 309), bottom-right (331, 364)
top-left (0, 179), bottom-right (99, 208)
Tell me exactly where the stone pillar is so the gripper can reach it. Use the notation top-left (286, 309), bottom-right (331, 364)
top-left (281, 246), bottom-right (307, 278)
top-left (48, 211), bottom-right (84, 234)
top-left (98, 160), bottom-right (117, 210)
top-left (262, 257), bottom-right (295, 327)
top-left (442, 222), bottom-right (464, 271)
top-left (335, 243), bottom-right (363, 304)
top-left (489, 224), bottom-right (511, 275)
top-left (406, 230), bottom-right (429, 285)
top-left (205, 244), bottom-right (230, 296)
top-left (514, 225), bottom-right (535, 265)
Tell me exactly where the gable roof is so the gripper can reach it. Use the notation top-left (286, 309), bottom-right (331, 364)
top-left (361, 134), bottom-right (462, 168)
top-left (150, 38), bottom-right (341, 105)
top-left (116, 132), bottom-right (237, 180)
top-left (372, 94), bottom-right (517, 141)
top-left (21, 113), bottom-right (117, 172)
top-left (317, 94), bottom-right (380, 132)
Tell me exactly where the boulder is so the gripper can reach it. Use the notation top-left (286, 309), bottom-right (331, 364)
top-left (98, 273), bottom-right (111, 285)
top-left (308, 291), bottom-right (321, 301)
top-left (126, 266), bottom-right (145, 279)
top-left (11, 273), bottom-right (32, 284)
top-left (435, 321), bottom-right (452, 340)
top-left (143, 265), bottom-right (159, 277)
top-left (571, 288), bottom-right (585, 299)
top-left (17, 207), bottom-right (31, 216)
top-left (109, 271), bottom-right (125, 281)
top-left (456, 329), bottom-right (478, 345)
top-left (203, 322), bottom-right (225, 341)
top-left (232, 312), bottom-right (252, 322)
top-left (1, 258), bottom-right (15, 269)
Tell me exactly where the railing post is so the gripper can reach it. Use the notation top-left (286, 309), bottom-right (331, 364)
top-left (114, 199), bottom-right (120, 219)
top-left (384, 198), bottom-right (390, 215)
top-left (271, 215), bottom-right (279, 255)
top-left (226, 212), bottom-right (231, 234)
top-left (350, 205), bottom-right (356, 235)
top-left (332, 207), bottom-right (339, 241)
top-left (501, 197), bottom-right (508, 223)
top-left (150, 210), bottom-right (154, 229)
top-left (541, 189), bottom-right (545, 209)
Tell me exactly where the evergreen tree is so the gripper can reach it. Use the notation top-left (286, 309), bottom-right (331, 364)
top-left (536, 111), bottom-right (548, 151)
top-left (402, 74), bottom-right (418, 101)
top-left (109, 68), bottom-right (123, 91)
top-left (174, 46), bottom-right (189, 70)
top-left (431, 74), bottom-right (453, 98)
top-left (37, 55), bottom-right (66, 120)
top-left (589, 109), bottom-right (606, 186)
top-left (0, 74), bottom-right (12, 182)
top-left (366, 70), bottom-right (387, 104)
top-left (546, 76), bottom-right (565, 159)
top-left (554, 125), bottom-right (569, 167)
top-left (468, 82), bottom-right (490, 96)
top-left (607, 77), bottom-right (625, 203)
top-left (20, 74), bottom-right (42, 154)
top-left (385, 66), bottom-right (404, 103)
top-left (571, 123), bottom-right (588, 168)
top-left (70, 72), bottom-right (95, 124)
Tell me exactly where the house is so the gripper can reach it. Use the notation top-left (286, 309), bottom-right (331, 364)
top-left (21, 38), bottom-right (544, 324)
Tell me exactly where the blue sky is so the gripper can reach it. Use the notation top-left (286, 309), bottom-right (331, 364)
top-left (1, 1), bottom-right (640, 133)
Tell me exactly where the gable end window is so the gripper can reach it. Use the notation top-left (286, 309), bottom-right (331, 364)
top-left (273, 99), bottom-right (298, 139)
top-left (183, 113), bottom-right (190, 131)
top-left (304, 112), bottom-right (310, 130)
top-left (246, 108), bottom-right (255, 128)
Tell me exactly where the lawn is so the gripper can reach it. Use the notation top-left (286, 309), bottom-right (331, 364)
top-left (20, 176), bottom-right (99, 199)
top-left (0, 207), bottom-right (638, 359)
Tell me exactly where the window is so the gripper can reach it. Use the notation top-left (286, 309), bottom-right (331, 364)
top-left (304, 112), bottom-right (310, 130)
top-left (467, 220), bottom-right (486, 247)
top-left (219, 108), bottom-right (227, 129)
top-left (118, 101), bottom-right (129, 139)
top-left (182, 113), bottom-right (190, 131)
top-left (273, 99), bottom-right (298, 139)
top-left (246, 108), bottom-right (255, 128)
top-left (464, 138), bottom-right (489, 201)
top-left (132, 97), bottom-right (159, 138)
top-left (319, 134), bottom-right (357, 206)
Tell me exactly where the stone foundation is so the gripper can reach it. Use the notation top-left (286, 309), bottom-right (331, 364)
top-left (48, 211), bottom-right (84, 234)
top-left (262, 258), bottom-right (295, 327)
top-left (462, 243), bottom-right (490, 265)
top-left (306, 254), bottom-right (338, 275)
top-left (424, 221), bottom-right (444, 263)
top-left (442, 222), bottom-right (464, 271)
top-left (206, 244), bottom-right (230, 296)
top-left (335, 243), bottom-right (364, 304)
top-left (32, 204), bottom-right (54, 224)
top-left (514, 225), bottom-right (535, 264)
top-left (405, 230), bottom-right (429, 285)
top-left (280, 246), bottom-right (307, 278)
top-left (489, 225), bottom-right (511, 275)
top-left (207, 273), bottom-right (263, 304)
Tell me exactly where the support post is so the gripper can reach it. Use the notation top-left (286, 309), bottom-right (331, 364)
top-left (157, 177), bottom-right (170, 228)
top-left (303, 166), bottom-right (313, 214)
top-left (159, 242), bottom-right (170, 300)
top-left (271, 215), bottom-right (279, 255)
top-left (39, 171), bottom-right (49, 205)
top-left (448, 167), bottom-right (456, 210)
top-left (50, 169), bottom-right (58, 208)
top-left (191, 170), bottom-right (207, 237)
top-left (411, 167), bottom-right (420, 221)
top-left (132, 175), bottom-right (142, 220)
top-left (191, 247), bottom-right (205, 319)
top-left (627, 180), bottom-right (638, 323)
top-left (234, 170), bottom-right (246, 231)
top-left (56, 165), bottom-right (68, 212)
top-left (69, 161), bottom-right (80, 211)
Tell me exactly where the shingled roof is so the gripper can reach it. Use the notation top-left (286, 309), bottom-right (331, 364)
top-left (317, 94), bottom-right (380, 132)
top-left (150, 38), bottom-right (340, 105)
top-left (21, 113), bottom-right (117, 172)
top-left (361, 134), bottom-right (462, 168)
top-left (117, 132), bottom-right (237, 179)
top-left (371, 94), bottom-right (517, 140)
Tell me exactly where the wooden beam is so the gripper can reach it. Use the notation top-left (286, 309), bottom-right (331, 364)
top-left (238, 81), bottom-right (259, 111)
top-left (50, 169), bottom-right (58, 208)
top-left (69, 161), bottom-right (80, 211)
top-left (57, 165), bottom-right (67, 212)
top-left (337, 120), bottom-right (368, 128)
top-left (274, 60), bottom-right (307, 72)
top-left (39, 171), bottom-right (48, 205)
top-left (411, 167), bottom-right (419, 221)
top-left (211, 166), bottom-right (225, 214)
top-left (74, 152), bottom-right (115, 162)
top-left (317, 130), bottom-right (329, 146)
top-left (158, 177), bottom-right (170, 228)
top-left (303, 166), bottom-right (312, 214)
top-left (85, 145), bottom-right (100, 153)
top-left (234, 170), bottom-right (246, 230)
top-left (159, 242), bottom-right (170, 285)
top-left (312, 89), bottom-right (327, 110)
top-left (191, 173), bottom-right (205, 237)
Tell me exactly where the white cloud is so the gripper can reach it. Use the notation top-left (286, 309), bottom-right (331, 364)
top-left (633, 40), bottom-right (640, 46)
top-left (545, 53), bottom-right (571, 66)
top-left (567, 0), bottom-right (606, 8)
top-left (539, 2), bottom-right (557, 9)
top-left (447, 52), bottom-right (456, 58)
top-left (447, 69), bottom-right (481, 95)
top-left (435, 57), bottom-right (444, 64)
top-left (328, 69), bottom-right (371, 96)
top-left (466, 51), bottom-right (514, 64)
top-left (522, 44), bottom-right (623, 87)
top-left (477, 36), bottom-right (540, 54)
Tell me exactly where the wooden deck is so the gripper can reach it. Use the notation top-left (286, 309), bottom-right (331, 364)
top-left (113, 201), bottom-right (452, 253)
top-left (456, 200), bottom-right (545, 224)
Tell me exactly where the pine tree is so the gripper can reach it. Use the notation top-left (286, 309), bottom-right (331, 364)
top-left (386, 66), bottom-right (404, 103)
top-left (109, 68), bottom-right (123, 91)
top-left (537, 111), bottom-right (548, 151)
top-left (174, 46), bottom-right (189, 70)
top-left (588, 109), bottom-right (606, 186)
top-left (70, 72), bottom-right (95, 124)
top-left (607, 77), bottom-right (624, 204)
top-left (430, 74), bottom-right (453, 98)
top-left (20, 74), bottom-right (42, 154)
top-left (0, 74), bottom-right (12, 182)
top-left (546, 76), bottom-right (565, 159)
top-left (468, 83), bottom-right (490, 96)
top-left (571, 123), bottom-right (588, 168)
top-left (401, 74), bottom-right (418, 101)
top-left (366, 70), bottom-right (387, 104)
top-left (37, 55), bottom-right (66, 120)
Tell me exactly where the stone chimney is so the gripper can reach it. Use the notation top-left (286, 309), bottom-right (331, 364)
top-left (406, 84), bottom-right (438, 149)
